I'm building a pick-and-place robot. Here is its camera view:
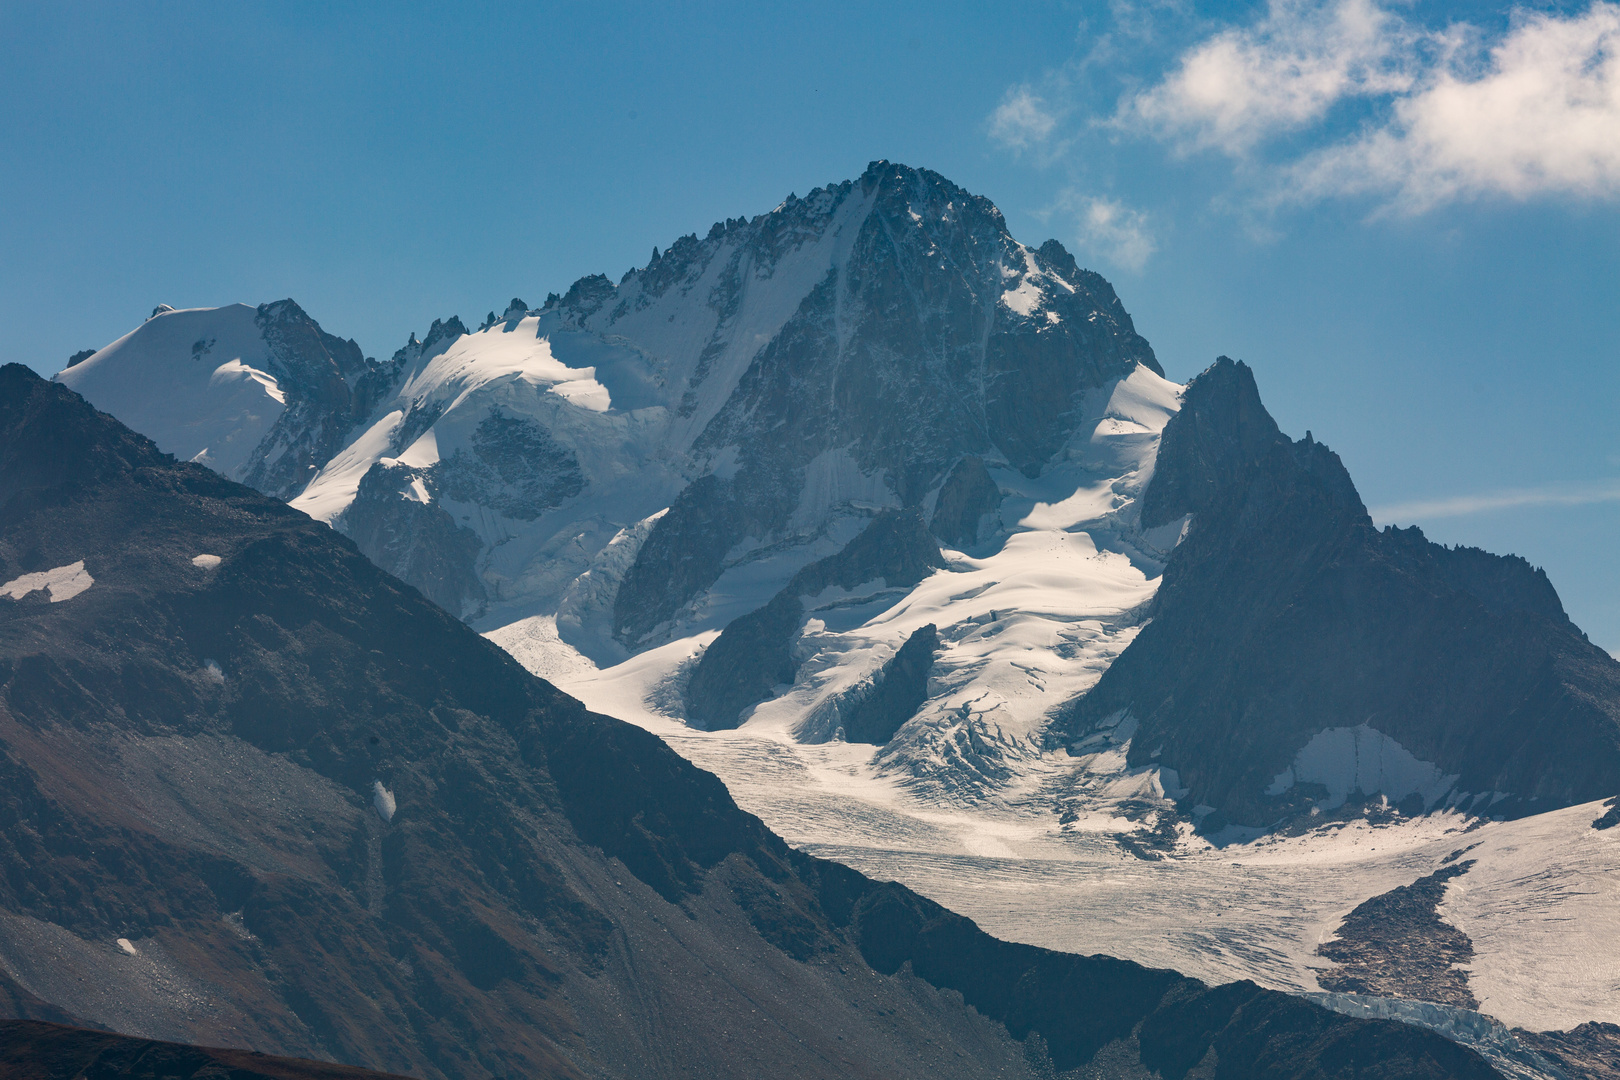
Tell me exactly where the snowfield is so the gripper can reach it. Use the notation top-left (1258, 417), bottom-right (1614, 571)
top-left (57, 305), bottom-right (288, 483)
top-left (1, 561), bottom-right (94, 603)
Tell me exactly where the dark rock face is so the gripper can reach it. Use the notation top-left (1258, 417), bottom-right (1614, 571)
top-left (1056, 357), bottom-right (1620, 826)
top-left (613, 162), bottom-right (1159, 646)
top-left (436, 410), bottom-right (584, 521)
top-left (843, 625), bottom-right (939, 745)
top-left (682, 592), bottom-right (806, 732)
top-left (930, 456), bottom-right (1001, 549)
top-left (0, 1020), bottom-right (415, 1080)
top-left (1595, 796), bottom-right (1620, 829)
top-left (685, 510), bottom-right (944, 730)
top-left (1316, 861), bottom-right (1478, 1008)
top-left (338, 405), bottom-right (586, 618)
top-left (64, 349), bottom-right (95, 369)
top-left (1514, 1022), bottom-right (1620, 1080)
top-left (613, 473), bottom-right (792, 646)
top-left (340, 462), bottom-right (488, 616)
top-left (787, 508), bottom-right (946, 597)
top-left (240, 300), bottom-right (402, 501)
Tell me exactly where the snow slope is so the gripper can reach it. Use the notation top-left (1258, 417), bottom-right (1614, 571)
top-left (57, 305), bottom-right (288, 483)
top-left (494, 363), bottom-right (1183, 794)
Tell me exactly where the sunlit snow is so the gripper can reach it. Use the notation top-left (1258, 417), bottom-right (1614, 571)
top-left (56, 305), bottom-right (287, 484)
top-left (1, 561), bottom-right (94, 603)
top-left (372, 781), bottom-right (396, 823)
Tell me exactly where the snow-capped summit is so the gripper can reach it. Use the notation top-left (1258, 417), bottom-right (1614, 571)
top-left (56, 161), bottom-right (1173, 802)
top-left (56, 299), bottom-right (395, 498)
top-left (270, 162), bottom-right (1161, 644)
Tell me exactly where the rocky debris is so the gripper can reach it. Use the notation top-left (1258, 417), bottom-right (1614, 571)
top-left (0, 1020), bottom-right (416, 1080)
top-left (1055, 356), bottom-right (1620, 827)
top-left (1594, 796), bottom-right (1620, 829)
top-left (1316, 861), bottom-right (1478, 1008)
top-left (842, 625), bottom-right (939, 745)
top-left (0, 364), bottom-right (1499, 1080)
top-left (930, 455), bottom-right (1002, 549)
top-left (685, 510), bottom-right (944, 730)
top-left (1515, 1022), bottom-right (1620, 1079)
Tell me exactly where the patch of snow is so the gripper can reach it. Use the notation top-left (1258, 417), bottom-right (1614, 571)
top-left (1, 561), bottom-right (94, 603)
top-left (116, 938), bottom-right (138, 957)
top-left (1269, 724), bottom-right (1460, 810)
top-left (372, 781), bottom-right (396, 823)
top-left (191, 554), bottom-right (221, 569)
top-left (289, 409), bottom-right (404, 524)
top-left (202, 660), bottom-right (225, 684)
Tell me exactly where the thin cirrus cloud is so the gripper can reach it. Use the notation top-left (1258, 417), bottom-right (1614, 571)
top-left (1121, 0), bottom-right (1620, 212)
top-left (989, 87), bottom-right (1158, 271)
top-left (989, 87), bottom-right (1059, 150)
top-left (1055, 190), bottom-right (1158, 271)
top-left (1370, 479), bottom-right (1620, 522)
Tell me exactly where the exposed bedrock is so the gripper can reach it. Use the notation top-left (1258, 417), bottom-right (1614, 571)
top-left (842, 624), bottom-right (940, 745)
top-left (685, 509), bottom-right (945, 730)
top-left (340, 461), bottom-right (488, 618)
top-left (1055, 356), bottom-right (1620, 827)
top-left (930, 455), bottom-right (1003, 550)
top-left (611, 162), bottom-right (1159, 646)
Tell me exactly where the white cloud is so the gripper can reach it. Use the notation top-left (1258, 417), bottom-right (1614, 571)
top-left (989, 87), bottom-right (1058, 149)
top-left (1289, 4), bottom-right (1620, 209)
top-left (1123, 0), bottom-right (1620, 210)
top-left (1058, 191), bottom-right (1158, 270)
top-left (1125, 0), bottom-right (1417, 154)
top-left (1370, 479), bottom-right (1620, 522)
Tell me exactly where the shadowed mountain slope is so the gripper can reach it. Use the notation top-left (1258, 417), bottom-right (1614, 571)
top-left (0, 364), bottom-right (1493, 1079)
top-left (0, 1019), bottom-right (416, 1080)
top-left (1055, 357), bottom-right (1620, 828)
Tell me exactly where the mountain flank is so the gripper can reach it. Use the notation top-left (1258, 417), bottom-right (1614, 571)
top-left (0, 1019), bottom-right (416, 1080)
top-left (0, 365), bottom-right (1497, 1078)
top-left (1055, 357), bottom-right (1620, 828)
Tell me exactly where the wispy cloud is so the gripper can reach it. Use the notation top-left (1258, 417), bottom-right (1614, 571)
top-left (1056, 191), bottom-right (1159, 270)
top-left (1287, 4), bottom-right (1620, 211)
top-left (1371, 479), bottom-right (1620, 522)
top-left (1124, 0), bottom-right (1417, 155)
top-left (989, 87), bottom-right (1059, 150)
top-left (1017, 0), bottom-right (1620, 214)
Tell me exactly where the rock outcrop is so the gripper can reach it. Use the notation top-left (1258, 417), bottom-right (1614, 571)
top-left (1054, 357), bottom-right (1620, 827)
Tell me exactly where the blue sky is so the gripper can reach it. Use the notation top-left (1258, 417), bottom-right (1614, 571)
top-left (3, 0), bottom-right (1617, 648)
